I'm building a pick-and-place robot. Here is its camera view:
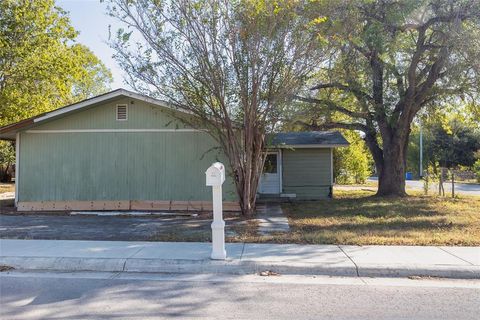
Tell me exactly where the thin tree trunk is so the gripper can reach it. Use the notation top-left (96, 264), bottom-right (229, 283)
top-left (451, 169), bottom-right (455, 198)
top-left (439, 167), bottom-right (445, 196)
top-left (423, 168), bottom-right (429, 195)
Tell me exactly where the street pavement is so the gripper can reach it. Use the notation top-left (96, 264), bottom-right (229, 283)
top-left (1, 271), bottom-right (479, 320)
top-left (1, 239), bottom-right (479, 279)
top-left (377, 178), bottom-right (480, 196)
top-left (336, 179), bottom-right (480, 196)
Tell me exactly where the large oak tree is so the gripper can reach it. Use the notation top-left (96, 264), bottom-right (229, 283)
top-left (297, 0), bottom-right (480, 196)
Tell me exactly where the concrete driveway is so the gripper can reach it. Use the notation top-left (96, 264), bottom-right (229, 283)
top-left (0, 214), bottom-right (235, 241)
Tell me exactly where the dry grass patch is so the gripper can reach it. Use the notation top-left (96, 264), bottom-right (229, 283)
top-left (0, 183), bottom-right (14, 193)
top-left (277, 190), bottom-right (480, 246)
top-left (147, 215), bottom-right (259, 242)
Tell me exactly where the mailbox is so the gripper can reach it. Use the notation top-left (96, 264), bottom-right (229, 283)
top-left (206, 162), bottom-right (227, 260)
top-left (205, 162), bottom-right (225, 186)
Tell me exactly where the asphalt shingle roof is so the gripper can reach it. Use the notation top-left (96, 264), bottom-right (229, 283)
top-left (269, 131), bottom-right (349, 147)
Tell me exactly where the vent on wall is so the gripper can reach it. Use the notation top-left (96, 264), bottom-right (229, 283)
top-left (116, 105), bottom-right (128, 121)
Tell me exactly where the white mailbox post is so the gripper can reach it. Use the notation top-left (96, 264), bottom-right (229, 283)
top-left (205, 162), bottom-right (226, 260)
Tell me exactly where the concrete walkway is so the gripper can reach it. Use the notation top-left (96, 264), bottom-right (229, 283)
top-left (0, 192), bottom-right (14, 200)
top-left (1, 239), bottom-right (478, 279)
top-left (255, 202), bottom-right (290, 235)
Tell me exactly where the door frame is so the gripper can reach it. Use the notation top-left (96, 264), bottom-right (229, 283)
top-left (259, 149), bottom-right (282, 194)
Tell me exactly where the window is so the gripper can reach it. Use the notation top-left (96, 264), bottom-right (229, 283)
top-left (116, 105), bottom-right (128, 121)
top-left (263, 153), bottom-right (277, 173)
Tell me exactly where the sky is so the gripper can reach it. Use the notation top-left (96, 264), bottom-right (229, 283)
top-left (56, 0), bottom-right (129, 90)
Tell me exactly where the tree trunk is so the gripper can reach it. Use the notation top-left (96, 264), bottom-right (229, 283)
top-left (0, 163), bottom-right (11, 183)
top-left (370, 136), bottom-right (408, 197)
top-left (377, 154), bottom-right (407, 196)
top-left (234, 149), bottom-right (264, 217)
top-left (240, 181), bottom-right (256, 216)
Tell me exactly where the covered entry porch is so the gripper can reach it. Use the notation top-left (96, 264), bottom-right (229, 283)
top-left (257, 131), bottom-right (349, 200)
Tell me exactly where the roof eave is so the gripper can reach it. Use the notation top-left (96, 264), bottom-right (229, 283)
top-left (0, 89), bottom-right (182, 138)
top-left (0, 118), bottom-right (35, 140)
top-left (267, 143), bottom-right (350, 149)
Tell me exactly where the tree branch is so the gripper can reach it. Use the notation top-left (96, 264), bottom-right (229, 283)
top-left (295, 120), bottom-right (369, 133)
top-left (293, 95), bottom-right (369, 119)
top-left (309, 82), bottom-right (373, 101)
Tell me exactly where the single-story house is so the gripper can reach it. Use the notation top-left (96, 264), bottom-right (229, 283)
top-left (0, 89), bottom-right (348, 211)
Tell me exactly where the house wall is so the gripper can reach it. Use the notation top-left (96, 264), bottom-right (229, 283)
top-left (17, 97), bottom-right (238, 210)
top-left (282, 148), bottom-right (332, 199)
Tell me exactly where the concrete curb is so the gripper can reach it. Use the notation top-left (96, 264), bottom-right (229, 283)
top-left (2, 256), bottom-right (479, 279)
top-left (358, 265), bottom-right (480, 279)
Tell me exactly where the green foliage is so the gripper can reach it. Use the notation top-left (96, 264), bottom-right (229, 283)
top-left (0, 141), bottom-right (14, 182)
top-left (296, 0), bottom-right (480, 195)
top-left (333, 130), bottom-right (372, 184)
top-left (428, 120), bottom-right (480, 169)
top-left (0, 0), bottom-right (113, 126)
top-left (408, 116), bottom-right (480, 178)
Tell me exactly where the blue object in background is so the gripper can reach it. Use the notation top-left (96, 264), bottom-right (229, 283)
top-left (406, 172), bottom-right (413, 180)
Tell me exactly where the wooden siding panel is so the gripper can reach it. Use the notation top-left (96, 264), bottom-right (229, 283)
top-left (282, 149), bottom-right (332, 199)
top-left (18, 98), bottom-right (237, 204)
top-left (31, 98), bottom-right (192, 130)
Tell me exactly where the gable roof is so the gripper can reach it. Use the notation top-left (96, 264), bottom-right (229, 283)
top-left (269, 131), bottom-right (349, 148)
top-left (0, 89), bottom-right (184, 140)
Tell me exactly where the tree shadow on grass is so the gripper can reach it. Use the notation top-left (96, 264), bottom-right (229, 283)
top-left (285, 196), bottom-right (455, 219)
top-left (297, 217), bottom-right (461, 233)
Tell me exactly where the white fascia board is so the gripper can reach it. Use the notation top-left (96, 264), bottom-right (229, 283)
top-left (34, 89), bottom-right (179, 123)
top-left (269, 144), bottom-right (349, 149)
top-left (25, 129), bottom-right (203, 133)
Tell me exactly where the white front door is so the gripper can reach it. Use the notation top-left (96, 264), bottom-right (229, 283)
top-left (259, 151), bottom-right (281, 194)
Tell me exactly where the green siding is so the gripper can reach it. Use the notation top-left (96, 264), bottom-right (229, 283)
top-left (282, 148), bottom-right (332, 199)
top-left (18, 97), bottom-right (236, 202)
top-left (32, 98), bottom-right (191, 130)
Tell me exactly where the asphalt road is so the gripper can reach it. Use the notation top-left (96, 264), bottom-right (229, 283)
top-left (1, 272), bottom-right (479, 320)
top-left (404, 179), bottom-right (480, 195)
top-left (336, 178), bottom-right (480, 196)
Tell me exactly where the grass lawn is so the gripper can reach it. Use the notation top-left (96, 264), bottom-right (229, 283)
top-left (275, 189), bottom-right (480, 246)
top-left (148, 189), bottom-right (479, 245)
top-left (0, 183), bottom-right (14, 193)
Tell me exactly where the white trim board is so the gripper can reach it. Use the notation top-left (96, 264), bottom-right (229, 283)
top-left (271, 144), bottom-right (348, 149)
top-left (15, 132), bottom-right (19, 206)
top-left (25, 129), bottom-right (204, 134)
